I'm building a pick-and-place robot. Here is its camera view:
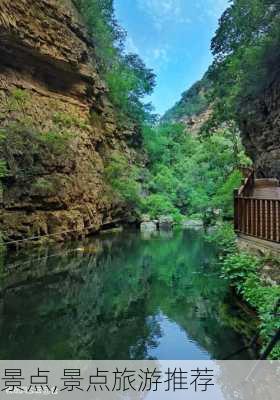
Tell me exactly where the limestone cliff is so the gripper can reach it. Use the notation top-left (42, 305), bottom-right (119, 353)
top-left (238, 77), bottom-right (280, 180)
top-left (0, 0), bottom-right (140, 243)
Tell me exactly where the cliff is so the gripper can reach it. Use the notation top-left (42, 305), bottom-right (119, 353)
top-left (163, 67), bottom-right (280, 180)
top-left (0, 0), bottom-right (140, 243)
top-left (162, 74), bottom-right (211, 127)
top-left (239, 77), bottom-right (280, 180)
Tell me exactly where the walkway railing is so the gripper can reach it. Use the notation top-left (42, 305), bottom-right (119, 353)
top-left (234, 195), bottom-right (280, 243)
top-left (234, 169), bottom-right (280, 243)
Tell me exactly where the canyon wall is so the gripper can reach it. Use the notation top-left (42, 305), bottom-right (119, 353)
top-left (0, 0), bottom-right (139, 243)
top-left (239, 77), bottom-right (280, 180)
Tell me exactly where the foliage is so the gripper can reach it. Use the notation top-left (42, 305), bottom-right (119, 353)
top-left (141, 194), bottom-right (182, 223)
top-left (73, 0), bottom-right (156, 123)
top-left (221, 252), bottom-right (261, 289)
top-left (0, 123), bottom-right (74, 186)
top-left (73, 0), bottom-right (124, 69)
top-left (105, 153), bottom-right (141, 207)
top-left (105, 54), bottom-right (155, 123)
top-left (162, 73), bottom-right (212, 123)
top-left (222, 250), bottom-right (280, 359)
top-left (210, 0), bottom-right (280, 121)
top-left (212, 170), bottom-right (243, 218)
top-left (142, 122), bottom-right (248, 222)
top-left (32, 178), bottom-right (54, 194)
top-left (38, 130), bottom-right (73, 153)
top-left (208, 2), bottom-right (280, 356)
top-left (5, 88), bottom-right (30, 113)
top-left (52, 112), bottom-right (88, 130)
top-left (205, 222), bottom-right (237, 254)
top-left (209, 223), bottom-right (280, 359)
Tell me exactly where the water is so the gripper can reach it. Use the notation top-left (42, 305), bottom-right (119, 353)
top-left (0, 228), bottom-right (257, 360)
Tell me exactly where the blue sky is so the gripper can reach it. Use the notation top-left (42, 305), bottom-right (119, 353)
top-left (115, 0), bottom-right (230, 115)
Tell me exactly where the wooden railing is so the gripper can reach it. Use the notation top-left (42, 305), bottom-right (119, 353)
top-left (234, 196), bottom-right (280, 243)
top-left (238, 168), bottom-right (255, 197)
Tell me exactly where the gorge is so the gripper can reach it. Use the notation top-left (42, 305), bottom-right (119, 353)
top-left (0, 0), bottom-right (279, 361)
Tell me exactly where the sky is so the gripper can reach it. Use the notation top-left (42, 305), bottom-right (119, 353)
top-left (114, 0), bottom-right (230, 116)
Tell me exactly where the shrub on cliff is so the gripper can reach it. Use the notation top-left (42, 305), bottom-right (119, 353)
top-left (105, 153), bottom-right (141, 208)
top-left (73, 0), bottom-right (155, 124)
top-left (210, 0), bottom-right (280, 121)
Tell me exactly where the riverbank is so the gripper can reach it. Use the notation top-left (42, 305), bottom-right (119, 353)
top-left (206, 223), bottom-right (280, 359)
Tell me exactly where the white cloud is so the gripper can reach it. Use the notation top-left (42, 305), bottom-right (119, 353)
top-left (143, 45), bottom-right (171, 71)
top-left (137, 0), bottom-right (229, 29)
top-left (152, 48), bottom-right (169, 63)
top-left (137, 0), bottom-right (190, 30)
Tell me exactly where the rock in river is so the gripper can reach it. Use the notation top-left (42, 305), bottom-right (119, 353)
top-left (140, 221), bottom-right (157, 232)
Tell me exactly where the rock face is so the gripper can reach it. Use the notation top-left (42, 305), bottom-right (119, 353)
top-left (182, 219), bottom-right (204, 229)
top-left (0, 0), bottom-right (140, 242)
top-left (140, 222), bottom-right (157, 232)
top-left (158, 215), bottom-right (173, 230)
top-left (239, 77), bottom-right (280, 180)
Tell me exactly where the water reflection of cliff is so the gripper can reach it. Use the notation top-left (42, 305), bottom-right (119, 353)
top-left (0, 229), bottom-right (256, 359)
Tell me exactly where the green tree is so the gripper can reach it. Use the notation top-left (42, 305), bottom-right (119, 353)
top-left (210, 0), bottom-right (280, 120)
top-left (105, 153), bottom-right (141, 207)
top-left (142, 122), bottom-right (249, 222)
top-left (73, 0), bottom-right (156, 123)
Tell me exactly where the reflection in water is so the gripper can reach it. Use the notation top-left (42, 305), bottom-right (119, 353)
top-left (0, 229), bottom-right (257, 359)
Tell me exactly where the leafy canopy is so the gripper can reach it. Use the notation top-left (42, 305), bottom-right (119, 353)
top-left (141, 122), bottom-right (249, 221)
top-left (73, 0), bottom-right (156, 123)
top-left (210, 0), bottom-right (280, 120)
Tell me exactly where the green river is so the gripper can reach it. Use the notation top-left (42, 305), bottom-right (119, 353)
top-left (0, 228), bottom-right (257, 359)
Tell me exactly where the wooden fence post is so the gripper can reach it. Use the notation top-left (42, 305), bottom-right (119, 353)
top-left (234, 189), bottom-right (239, 232)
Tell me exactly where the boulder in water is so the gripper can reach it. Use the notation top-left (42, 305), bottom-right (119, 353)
top-left (140, 221), bottom-right (157, 232)
top-left (182, 219), bottom-right (204, 229)
top-left (159, 215), bottom-right (174, 230)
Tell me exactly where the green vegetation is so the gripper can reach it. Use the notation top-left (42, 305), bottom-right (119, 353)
top-left (203, 0), bottom-right (280, 359)
top-left (32, 177), bottom-right (54, 194)
top-left (210, 0), bottom-right (280, 121)
top-left (162, 74), bottom-right (211, 123)
top-left (38, 130), bottom-right (73, 153)
top-left (73, 0), bottom-right (155, 123)
top-left (0, 0), bottom-right (278, 361)
top-left (0, 122), bottom-right (75, 187)
top-left (207, 223), bottom-right (280, 359)
top-left (52, 112), bottom-right (89, 130)
top-left (4, 88), bottom-right (30, 113)
top-left (1, 4), bottom-right (253, 229)
top-left (105, 153), bottom-right (141, 207)
top-left (104, 119), bottom-right (248, 223)
top-left (141, 122), bottom-right (248, 222)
